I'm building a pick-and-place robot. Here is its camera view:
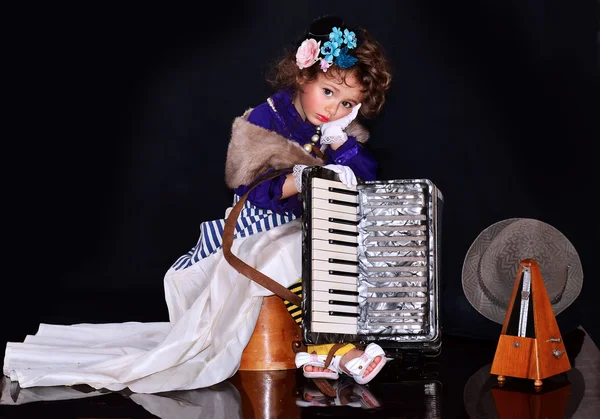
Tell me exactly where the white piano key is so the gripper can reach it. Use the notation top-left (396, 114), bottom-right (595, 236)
top-left (311, 321), bottom-right (358, 334)
top-left (313, 249), bottom-right (357, 263)
top-left (313, 280), bottom-right (357, 293)
top-left (312, 208), bottom-right (357, 223)
top-left (312, 218), bottom-right (358, 234)
top-left (313, 238), bottom-right (357, 255)
top-left (312, 228), bottom-right (359, 244)
top-left (312, 259), bottom-right (358, 274)
top-left (312, 290), bottom-right (358, 303)
top-left (313, 198), bottom-right (358, 215)
top-left (313, 270), bottom-right (358, 285)
top-left (312, 311), bottom-right (358, 325)
top-left (312, 300), bottom-right (359, 314)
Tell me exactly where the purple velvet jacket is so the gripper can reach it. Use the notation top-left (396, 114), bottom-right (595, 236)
top-left (234, 89), bottom-right (378, 217)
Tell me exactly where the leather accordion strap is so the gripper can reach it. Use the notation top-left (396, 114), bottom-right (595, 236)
top-left (222, 169), bottom-right (302, 307)
top-left (324, 342), bottom-right (348, 368)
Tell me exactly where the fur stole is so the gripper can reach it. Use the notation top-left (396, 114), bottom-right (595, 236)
top-left (225, 110), bottom-right (370, 188)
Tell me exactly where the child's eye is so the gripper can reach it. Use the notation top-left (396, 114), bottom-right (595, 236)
top-left (323, 88), bottom-right (333, 97)
top-left (342, 101), bottom-right (352, 108)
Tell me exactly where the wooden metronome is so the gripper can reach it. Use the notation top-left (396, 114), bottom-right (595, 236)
top-left (490, 259), bottom-right (571, 387)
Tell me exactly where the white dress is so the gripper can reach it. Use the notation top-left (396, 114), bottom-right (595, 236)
top-left (2, 199), bottom-right (302, 394)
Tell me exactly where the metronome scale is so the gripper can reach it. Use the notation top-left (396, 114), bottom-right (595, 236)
top-left (490, 259), bottom-right (571, 387)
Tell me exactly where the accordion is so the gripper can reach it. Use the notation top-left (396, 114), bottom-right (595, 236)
top-left (300, 167), bottom-right (443, 357)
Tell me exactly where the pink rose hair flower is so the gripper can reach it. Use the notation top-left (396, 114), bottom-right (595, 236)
top-left (295, 39), bottom-right (321, 69)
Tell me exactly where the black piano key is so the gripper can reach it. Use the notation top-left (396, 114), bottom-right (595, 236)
top-left (328, 258), bottom-right (359, 266)
top-left (328, 228), bottom-right (359, 237)
top-left (328, 198), bottom-right (359, 208)
top-left (328, 187), bottom-right (359, 196)
top-left (328, 289), bottom-right (359, 296)
top-left (329, 239), bottom-right (358, 247)
top-left (328, 311), bottom-right (359, 318)
top-left (329, 300), bottom-right (360, 307)
top-left (328, 217), bottom-right (359, 226)
top-left (328, 270), bottom-right (359, 277)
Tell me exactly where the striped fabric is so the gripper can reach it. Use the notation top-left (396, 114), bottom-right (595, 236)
top-left (284, 279), bottom-right (304, 327)
top-left (171, 194), bottom-right (297, 271)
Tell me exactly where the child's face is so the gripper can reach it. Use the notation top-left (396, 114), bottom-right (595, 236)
top-left (294, 71), bottom-right (364, 126)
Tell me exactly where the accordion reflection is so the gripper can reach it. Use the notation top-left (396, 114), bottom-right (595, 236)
top-left (300, 167), bottom-right (443, 357)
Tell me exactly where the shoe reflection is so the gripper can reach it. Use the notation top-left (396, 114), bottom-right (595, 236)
top-left (296, 376), bottom-right (381, 409)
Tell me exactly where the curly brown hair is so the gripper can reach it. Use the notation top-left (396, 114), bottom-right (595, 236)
top-left (267, 26), bottom-right (392, 119)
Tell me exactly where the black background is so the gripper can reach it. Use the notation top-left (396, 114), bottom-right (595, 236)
top-left (5, 1), bottom-right (599, 347)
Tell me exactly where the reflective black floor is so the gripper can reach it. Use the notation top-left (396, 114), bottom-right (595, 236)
top-left (1, 327), bottom-right (597, 418)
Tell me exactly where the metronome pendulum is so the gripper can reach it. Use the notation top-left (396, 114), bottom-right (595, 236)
top-left (304, 126), bottom-right (321, 152)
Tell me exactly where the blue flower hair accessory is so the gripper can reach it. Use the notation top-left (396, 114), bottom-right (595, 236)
top-left (295, 16), bottom-right (359, 73)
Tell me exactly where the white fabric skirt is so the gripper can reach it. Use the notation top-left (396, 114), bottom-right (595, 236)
top-left (2, 219), bottom-right (302, 394)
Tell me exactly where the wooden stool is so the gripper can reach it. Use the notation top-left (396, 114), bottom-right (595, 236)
top-left (239, 295), bottom-right (304, 371)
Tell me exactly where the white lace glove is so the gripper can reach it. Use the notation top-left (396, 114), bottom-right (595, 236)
top-left (292, 164), bottom-right (308, 193)
top-left (323, 164), bottom-right (357, 187)
top-left (320, 103), bottom-right (361, 144)
top-left (292, 164), bottom-right (357, 193)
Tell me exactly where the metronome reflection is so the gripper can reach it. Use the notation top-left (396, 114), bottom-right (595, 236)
top-left (463, 363), bottom-right (584, 419)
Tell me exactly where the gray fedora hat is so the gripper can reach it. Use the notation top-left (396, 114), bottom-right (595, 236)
top-left (462, 218), bottom-right (583, 324)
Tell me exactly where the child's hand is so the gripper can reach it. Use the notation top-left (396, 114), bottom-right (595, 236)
top-left (320, 104), bottom-right (361, 144)
top-left (292, 164), bottom-right (357, 192)
top-left (323, 164), bottom-right (357, 187)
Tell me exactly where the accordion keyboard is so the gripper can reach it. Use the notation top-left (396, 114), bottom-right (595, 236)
top-left (310, 177), bottom-right (361, 334)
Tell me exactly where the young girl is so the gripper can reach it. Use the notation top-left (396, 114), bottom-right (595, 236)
top-left (222, 14), bottom-right (393, 385)
top-left (2, 15), bottom-right (392, 393)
